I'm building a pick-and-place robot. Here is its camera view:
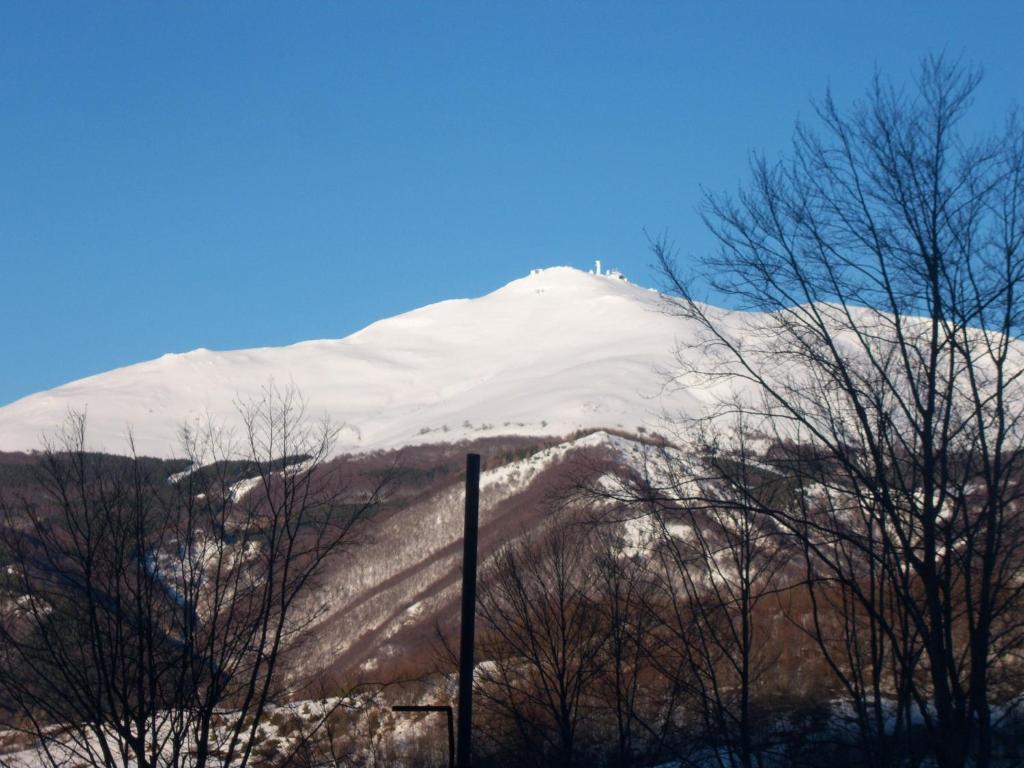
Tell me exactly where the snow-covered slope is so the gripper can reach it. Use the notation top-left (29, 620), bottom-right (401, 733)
top-left (0, 267), bottom-right (725, 457)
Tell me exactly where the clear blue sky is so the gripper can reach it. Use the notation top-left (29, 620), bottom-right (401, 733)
top-left (2, 2), bottom-right (1022, 406)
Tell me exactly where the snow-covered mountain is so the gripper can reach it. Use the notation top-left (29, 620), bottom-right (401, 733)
top-left (0, 266), bottom-right (728, 457)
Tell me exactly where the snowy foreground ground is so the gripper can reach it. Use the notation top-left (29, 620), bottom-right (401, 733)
top-left (3, 694), bottom-right (1021, 768)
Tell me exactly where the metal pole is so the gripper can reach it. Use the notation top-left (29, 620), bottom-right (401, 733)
top-left (445, 705), bottom-right (456, 768)
top-left (456, 453), bottom-right (480, 767)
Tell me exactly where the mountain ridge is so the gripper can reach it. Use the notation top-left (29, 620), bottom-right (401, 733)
top-left (0, 266), bottom-right (711, 457)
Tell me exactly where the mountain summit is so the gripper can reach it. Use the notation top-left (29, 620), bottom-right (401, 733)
top-left (0, 266), bottom-right (715, 457)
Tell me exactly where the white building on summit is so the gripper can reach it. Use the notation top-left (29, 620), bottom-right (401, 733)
top-left (590, 259), bottom-right (627, 282)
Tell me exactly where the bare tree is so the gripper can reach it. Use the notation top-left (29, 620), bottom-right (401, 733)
top-left (655, 55), bottom-right (1024, 768)
top-left (0, 386), bottom-right (388, 768)
top-left (600, 425), bottom-right (790, 768)
top-left (771, 437), bottom-right (926, 768)
top-left (473, 524), bottom-right (606, 768)
top-left (590, 527), bottom-right (663, 768)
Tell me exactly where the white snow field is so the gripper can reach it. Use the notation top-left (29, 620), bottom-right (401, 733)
top-left (0, 266), bottom-right (735, 458)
